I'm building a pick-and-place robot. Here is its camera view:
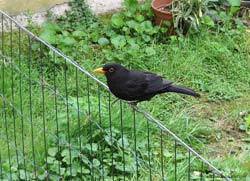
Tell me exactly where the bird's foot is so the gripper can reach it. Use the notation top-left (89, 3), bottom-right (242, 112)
top-left (127, 101), bottom-right (138, 110)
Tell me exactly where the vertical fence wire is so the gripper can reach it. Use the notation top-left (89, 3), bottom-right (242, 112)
top-left (27, 36), bottom-right (37, 178)
top-left (86, 75), bottom-right (94, 180)
top-left (10, 20), bottom-right (21, 180)
top-left (1, 14), bottom-right (13, 181)
top-left (18, 26), bottom-right (27, 181)
top-left (108, 92), bottom-right (114, 181)
top-left (53, 51), bottom-right (61, 177)
top-left (64, 58), bottom-right (72, 179)
top-left (174, 139), bottom-right (177, 180)
top-left (188, 150), bottom-right (191, 181)
top-left (40, 42), bottom-right (49, 179)
top-left (119, 101), bottom-right (126, 181)
top-left (75, 67), bottom-right (83, 179)
top-left (147, 119), bottom-right (152, 181)
top-left (201, 161), bottom-right (204, 181)
top-left (133, 110), bottom-right (138, 180)
top-left (97, 83), bottom-right (104, 181)
top-left (0, 10), bottom-right (232, 181)
top-left (160, 130), bottom-right (164, 180)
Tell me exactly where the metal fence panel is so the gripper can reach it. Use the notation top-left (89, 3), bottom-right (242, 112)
top-left (0, 10), bottom-right (231, 181)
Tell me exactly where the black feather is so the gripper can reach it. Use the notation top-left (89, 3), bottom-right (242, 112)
top-left (96, 63), bottom-right (200, 102)
top-left (164, 85), bottom-right (200, 97)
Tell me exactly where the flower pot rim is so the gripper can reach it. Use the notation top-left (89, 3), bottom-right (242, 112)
top-left (151, 0), bottom-right (172, 15)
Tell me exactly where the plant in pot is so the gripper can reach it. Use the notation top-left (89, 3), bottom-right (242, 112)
top-left (151, 0), bottom-right (209, 35)
top-left (151, 0), bottom-right (175, 35)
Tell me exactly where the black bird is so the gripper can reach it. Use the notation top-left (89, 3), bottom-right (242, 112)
top-left (93, 63), bottom-right (200, 103)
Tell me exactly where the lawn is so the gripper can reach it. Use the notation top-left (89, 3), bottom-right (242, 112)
top-left (0, 0), bottom-right (250, 180)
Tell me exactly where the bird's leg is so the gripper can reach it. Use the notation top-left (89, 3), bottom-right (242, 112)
top-left (127, 101), bottom-right (138, 110)
top-left (111, 98), bottom-right (119, 106)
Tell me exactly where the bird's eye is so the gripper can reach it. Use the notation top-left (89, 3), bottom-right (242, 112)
top-left (109, 67), bottom-right (114, 73)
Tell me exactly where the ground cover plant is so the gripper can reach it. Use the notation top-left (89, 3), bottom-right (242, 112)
top-left (0, 0), bottom-right (250, 180)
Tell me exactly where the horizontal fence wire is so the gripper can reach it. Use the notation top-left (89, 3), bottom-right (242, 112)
top-left (0, 10), bottom-right (232, 181)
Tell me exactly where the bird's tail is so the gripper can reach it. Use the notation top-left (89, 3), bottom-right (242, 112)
top-left (166, 85), bottom-right (200, 97)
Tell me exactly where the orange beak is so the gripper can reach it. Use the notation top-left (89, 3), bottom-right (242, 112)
top-left (93, 67), bottom-right (105, 73)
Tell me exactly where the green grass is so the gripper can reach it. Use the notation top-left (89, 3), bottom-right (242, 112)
top-left (1, 0), bottom-right (250, 180)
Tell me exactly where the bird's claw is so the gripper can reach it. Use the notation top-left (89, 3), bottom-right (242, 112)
top-left (127, 101), bottom-right (138, 110)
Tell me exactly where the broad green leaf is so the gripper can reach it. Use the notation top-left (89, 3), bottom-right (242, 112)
top-left (135, 14), bottom-right (145, 22)
top-left (122, 0), bottom-right (138, 11)
top-left (42, 22), bottom-right (61, 32)
top-left (141, 21), bottom-right (154, 34)
top-left (40, 31), bottom-right (57, 44)
top-left (63, 156), bottom-right (71, 165)
top-left (81, 168), bottom-right (90, 174)
top-left (90, 32), bottom-right (100, 42)
top-left (142, 34), bottom-right (151, 42)
top-left (93, 158), bottom-right (100, 167)
top-left (61, 37), bottom-right (77, 45)
top-left (62, 30), bottom-right (70, 36)
top-left (134, 24), bottom-right (143, 34)
top-left (60, 167), bottom-right (66, 174)
top-left (118, 135), bottom-right (129, 147)
top-left (230, 6), bottom-right (240, 14)
top-left (98, 37), bottom-right (109, 45)
top-left (61, 149), bottom-right (70, 164)
top-left (104, 135), bottom-right (114, 146)
top-left (92, 143), bottom-right (98, 152)
top-left (115, 163), bottom-right (124, 171)
top-left (201, 15), bottom-right (215, 27)
top-left (124, 156), bottom-right (135, 172)
top-left (37, 173), bottom-right (46, 180)
top-left (227, 0), bottom-right (240, 6)
top-left (80, 154), bottom-right (89, 164)
top-left (126, 20), bottom-right (137, 28)
top-left (50, 160), bottom-right (60, 173)
top-left (48, 147), bottom-right (58, 157)
top-left (111, 14), bottom-right (125, 27)
top-left (11, 166), bottom-right (18, 172)
top-left (72, 30), bottom-right (86, 37)
top-left (122, 26), bottom-right (130, 34)
top-left (71, 165), bottom-right (78, 177)
top-left (111, 35), bottom-right (126, 49)
top-left (31, 42), bottom-right (40, 51)
top-left (20, 169), bottom-right (27, 180)
top-left (47, 156), bottom-right (55, 164)
top-left (82, 44), bottom-right (89, 53)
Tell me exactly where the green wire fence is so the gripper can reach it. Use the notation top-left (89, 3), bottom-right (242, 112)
top-left (0, 10), bottom-right (231, 180)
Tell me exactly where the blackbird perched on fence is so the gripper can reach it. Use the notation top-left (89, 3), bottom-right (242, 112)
top-left (94, 63), bottom-right (200, 104)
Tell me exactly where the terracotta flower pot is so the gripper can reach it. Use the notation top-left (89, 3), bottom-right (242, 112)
top-left (151, 0), bottom-right (175, 35)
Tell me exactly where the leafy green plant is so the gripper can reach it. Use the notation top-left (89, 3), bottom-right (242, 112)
top-left (245, 115), bottom-right (250, 132)
top-left (48, 0), bottom-right (97, 30)
top-left (101, 0), bottom-right (165, 47)
top-left (38, 128), bottom-right (139, 180)
top-left (170, 0), bottom-right (205, 34)
top-left (240, 114), bottom-right (250, 133)
top-left (160, 0), bottom-right (242, 34)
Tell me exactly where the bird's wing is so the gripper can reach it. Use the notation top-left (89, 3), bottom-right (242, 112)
top-left (125, 70), bottom-right (172, 95)
top-left (143, 72), bottom-right (173, 93)
top-left (125, 72), bottom-right (148, 94)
